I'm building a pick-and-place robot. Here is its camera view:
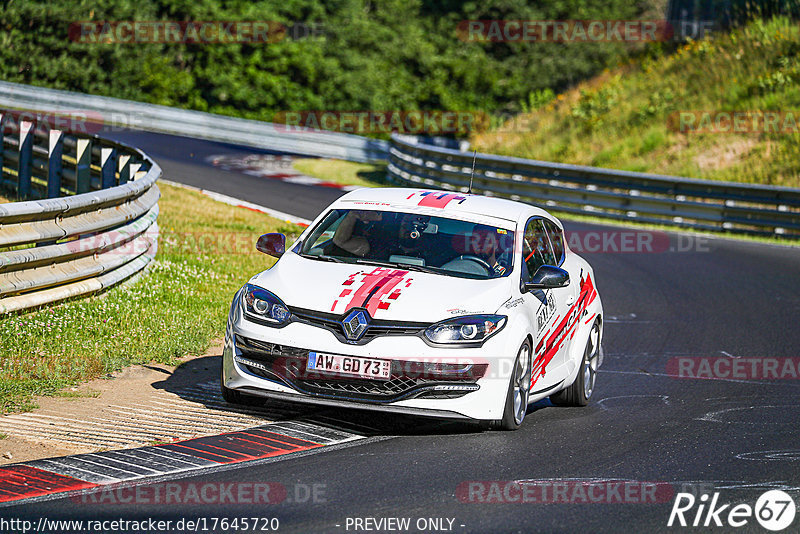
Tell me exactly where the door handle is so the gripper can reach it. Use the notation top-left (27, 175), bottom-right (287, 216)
top-left (566, 295), bottom-right (575, 306)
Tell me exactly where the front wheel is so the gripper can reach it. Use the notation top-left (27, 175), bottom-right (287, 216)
top-left (221, 367), bottom-right (265, 407)
top-left (550, 320), bottom-right (600, 407)
top-left (491, 340), bottom-right (532, 431)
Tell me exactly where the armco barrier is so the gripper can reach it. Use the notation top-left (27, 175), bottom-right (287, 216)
top-left (387, 134), bottom-right (800, 238)
top-left (1, 81), bottom-right (797, 238)
top-left (0, 80), bottom-right (388, 163)
top-left (0, 115), bottom-right (160, 314)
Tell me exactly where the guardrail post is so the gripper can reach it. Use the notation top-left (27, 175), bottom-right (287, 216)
top-left (18, 120), bottom-right (33, 199)
top-left (129, 162), bottom-right (141, 181)
top-left (117, 153), bottom-right (131, 184)
top-left (47, 129), bottom-right (64, 198)
top-left (75, 138), bottom-right (91, 193)
top-left (100, 146), bottom-right (116, 189)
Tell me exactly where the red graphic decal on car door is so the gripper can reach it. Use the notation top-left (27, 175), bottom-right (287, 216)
top-left (530, 273), bottom-right (597, 388)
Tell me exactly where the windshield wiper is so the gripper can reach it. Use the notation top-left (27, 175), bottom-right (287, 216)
top-left (300, 253), bottom-right (345, 263)
top-left (397, 263), bottom-right (441, 274)
top-left (355, 258), bottom-right (439, 274)
top-left (354, 258), bottom-right (397, 268)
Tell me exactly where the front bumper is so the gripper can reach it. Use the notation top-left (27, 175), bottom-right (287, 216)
top-left (222, 299), bottom-right (514, 421)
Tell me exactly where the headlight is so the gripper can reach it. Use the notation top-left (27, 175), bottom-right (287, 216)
top-left (424, 315), bottom-right (507, 345)
top-left (241, 284), bottom-right (291, 325)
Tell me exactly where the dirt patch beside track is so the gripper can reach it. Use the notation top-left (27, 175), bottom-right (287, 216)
top-left (0, 340), bottom-right (286, 465)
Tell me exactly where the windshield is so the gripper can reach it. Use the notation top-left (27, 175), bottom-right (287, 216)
top-left (299, 209), bottom-right (515, 280)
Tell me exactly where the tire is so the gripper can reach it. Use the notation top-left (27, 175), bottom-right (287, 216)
top-left (221, 369), bottom-right (266, 407)
top-left (550, 320), bottom-right (600, 407)
top-left (491, 339), bottom-right (532, 431)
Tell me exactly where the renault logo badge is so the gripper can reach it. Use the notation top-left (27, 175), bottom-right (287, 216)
top-left (342, 309), bottom-right (370, 341)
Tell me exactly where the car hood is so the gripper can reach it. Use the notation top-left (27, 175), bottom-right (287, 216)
top-left (250, 252), bottom-right (512, 322)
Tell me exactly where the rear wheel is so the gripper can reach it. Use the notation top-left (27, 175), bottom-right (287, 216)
top-left (550, 320), bottom-right (600, 407)
top-left (491, 340), bottom-right (532, 431)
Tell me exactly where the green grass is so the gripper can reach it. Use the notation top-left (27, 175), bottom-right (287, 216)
top-left (292, 158), bottom-right (388, 188)
top-left (0, 183), bottom-right (303, 413)
top-left (472, 17), bottom-right (800, 188)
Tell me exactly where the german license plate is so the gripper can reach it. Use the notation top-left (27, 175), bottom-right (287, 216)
top-left (307, 352), bottom-right (391, 380)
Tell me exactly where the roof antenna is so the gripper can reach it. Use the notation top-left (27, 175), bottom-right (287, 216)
top-left (468, 149), bottom-right (477, 194)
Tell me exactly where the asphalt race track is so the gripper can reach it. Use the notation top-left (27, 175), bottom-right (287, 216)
top-left (3, 131), bottom-right (800, 532)
top-left (106, 130), bottom-right (342, 221)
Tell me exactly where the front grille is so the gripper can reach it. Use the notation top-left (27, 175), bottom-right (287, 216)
top-left (291, 307), bottom-right (426, 344)
top-left (294, 372), bottom-right (432, 399)
top-left (235, 336), bottom-right (484, 402)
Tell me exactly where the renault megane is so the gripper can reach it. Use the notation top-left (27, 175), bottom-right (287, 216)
top-left (222, 188), bottom-right (603, 430)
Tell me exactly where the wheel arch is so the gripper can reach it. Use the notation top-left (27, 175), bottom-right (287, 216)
top-left (563, 307), bottom-right (603, 388)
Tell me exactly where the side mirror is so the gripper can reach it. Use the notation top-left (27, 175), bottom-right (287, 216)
top-left (524, 265), bottom-right (570, 291)
top-left (256, 233), bottom-right (286, 258)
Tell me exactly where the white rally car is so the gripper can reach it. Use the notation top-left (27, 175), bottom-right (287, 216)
top-left (222, 188), bottom-right (603, 430)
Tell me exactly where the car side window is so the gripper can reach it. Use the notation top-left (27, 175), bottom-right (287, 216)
top-left (522, 218), bottom-right (556, 281)
top-left (542, 219), bottom-right (565, 265)
top-left (304, 210), bottom-right (347, 253)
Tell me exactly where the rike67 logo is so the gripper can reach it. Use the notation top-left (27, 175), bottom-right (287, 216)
top-left (668, 490), bottom-right (796, 531)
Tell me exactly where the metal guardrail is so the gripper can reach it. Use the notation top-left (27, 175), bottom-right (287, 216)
top-left (0, 115), bottom-right (160, 314)
top-left (1, 81), bottom-right (796, 239)
top-left (388, 134), bottom-right (800, 238)
top-left (0, 80), bottom-right (388, 163)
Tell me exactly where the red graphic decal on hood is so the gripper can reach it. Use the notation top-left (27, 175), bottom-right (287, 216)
top-left (409, 191), bottom-right (467, 208)
top-left (332, 267), bottom-right (413, 315)
top-left (531, 273), bottom-right (597, 389)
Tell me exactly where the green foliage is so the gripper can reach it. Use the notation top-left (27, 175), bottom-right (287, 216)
top-left (0, 0), bottom-right (653, 133)
top-left (570, 79), bottom-right (621, 130)
top-left (751, 54), bottom-right (800, 95)
top-left (635, 89), bottom-right (676, 123)
top-left (520, 89), bottom-right (556, 113)
top-left (473, 16), bottom-right (800, 187)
